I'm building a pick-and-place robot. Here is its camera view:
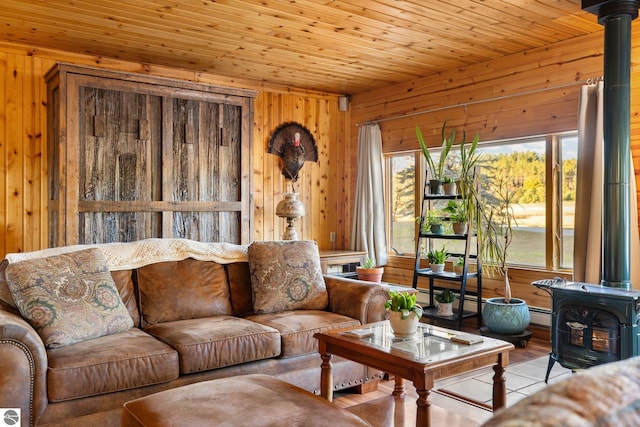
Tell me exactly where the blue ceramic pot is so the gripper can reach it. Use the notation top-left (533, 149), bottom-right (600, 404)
top-left (483, 297), bottom-right (530, 335)
top-left (430, 224), bottom-right (444, 234)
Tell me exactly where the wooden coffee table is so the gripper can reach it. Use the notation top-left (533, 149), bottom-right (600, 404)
top-left (314, 321), bottom-right (515, 427)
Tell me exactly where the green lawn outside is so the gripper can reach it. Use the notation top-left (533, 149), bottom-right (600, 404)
top-left (391, 202), bottom-right (574, 268)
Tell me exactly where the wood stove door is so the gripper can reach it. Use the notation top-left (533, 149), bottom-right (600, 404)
top-left (554, 305), bottom-right (620, 369)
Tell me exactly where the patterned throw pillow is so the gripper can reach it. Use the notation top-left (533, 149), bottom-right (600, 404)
top-left (248, 240), bottom-right (328, 314)
top-left (5, 248), bottom-right (133, 348)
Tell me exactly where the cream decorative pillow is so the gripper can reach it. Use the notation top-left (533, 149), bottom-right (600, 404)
top-left (5, 248), bottom-right (133, 348)
top-left (248, 240), bottom-right (328, 314)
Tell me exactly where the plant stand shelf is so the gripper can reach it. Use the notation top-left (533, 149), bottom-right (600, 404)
top-left (421, 306), bottom-right (480, 322)
top-left (412, 169), bottom-right (482, 330)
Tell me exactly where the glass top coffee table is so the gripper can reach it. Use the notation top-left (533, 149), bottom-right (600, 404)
top-left (314, 321), bottom-right (515, 427)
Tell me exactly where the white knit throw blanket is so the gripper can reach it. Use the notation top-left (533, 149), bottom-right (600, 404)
top-left (5, 238), bottom-right (249, 271)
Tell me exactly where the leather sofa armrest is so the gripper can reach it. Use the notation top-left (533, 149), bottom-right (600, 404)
top-left (324, 275), bottom-right (388, 324)
top-left (0, 307), bottom-right (48, 427)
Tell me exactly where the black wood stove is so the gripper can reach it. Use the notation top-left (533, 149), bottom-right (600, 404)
top-left (531, 1), bottom-right (640, 383)
top-left (533, 278), bottom-right (640, 382)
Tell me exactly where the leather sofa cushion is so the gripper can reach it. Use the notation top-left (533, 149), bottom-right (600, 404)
top-left (137, 258), bottom-right (232, 328)
top-left (226, 262), bottom-right (253, 316)
top-left (111, 269), bottom-right (140, 326)
top-left (0, 260), bottom-right (17, 310)
top-left (246, 310), bottom-right (360, 358)
top-left (145, 316), bottom-right (281, 374)
top-left (121, 374), bottom-right (372, 427)
top-left (47, 328), bottom-right (179, 402)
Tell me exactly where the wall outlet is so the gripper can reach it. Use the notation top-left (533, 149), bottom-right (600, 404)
top-left (329, 232), bottom-right (336, 242)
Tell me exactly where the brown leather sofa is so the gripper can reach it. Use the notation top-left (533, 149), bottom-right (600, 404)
top-left (0, 240), bottom-right (388, 427)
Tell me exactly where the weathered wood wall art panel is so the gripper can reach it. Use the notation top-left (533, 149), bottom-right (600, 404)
top-left (77, 87), bottom-right (163, 243)
top-left (47, 63), bottom-right (256, 246)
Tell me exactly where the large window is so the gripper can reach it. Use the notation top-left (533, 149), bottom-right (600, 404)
top-left (388, 154), bottom-right (416, 255)
top-left (386, 132), bottom-right (577, 271)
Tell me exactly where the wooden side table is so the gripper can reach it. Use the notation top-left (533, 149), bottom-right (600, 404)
top-left (318, 250), bottom-right (366, 277)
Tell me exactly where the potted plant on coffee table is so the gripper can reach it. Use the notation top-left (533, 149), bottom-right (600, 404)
top-left (479, 178), bottom-right (530, 335)
top-left (385, 290), bottom-right (423, 337)
top-left (426, 246), bottom-right (448, 273)
top-left (435, 288), bottom-right (456, 316)
top-left (356, 256), bottom-right (384, 283)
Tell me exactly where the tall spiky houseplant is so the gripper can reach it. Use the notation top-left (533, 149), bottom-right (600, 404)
top-left (480, 177), bottom-right (530, 335)
top-left (480, 178), bottom-right (517, 302)
top-left (458, 131), bottom-right (481, 226)
top-left (416, 122), bottom-right (455, 185)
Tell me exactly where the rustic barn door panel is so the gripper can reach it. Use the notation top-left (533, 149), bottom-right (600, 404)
top-left (78, 86), bottom-right (162, 244)
top-left (46, 63), bottom-right (255, 246)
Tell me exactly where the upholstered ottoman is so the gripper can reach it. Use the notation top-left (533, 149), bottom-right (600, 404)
top-left (121, 374), bottom-right (372, 426)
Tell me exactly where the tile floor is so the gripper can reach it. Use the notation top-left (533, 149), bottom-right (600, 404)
top-left (428, 354), bottom-right (573, 424)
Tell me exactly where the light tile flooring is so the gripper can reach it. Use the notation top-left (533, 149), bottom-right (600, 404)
top-left (430, 354), bottom-right (573, 424)
top-left (337, 355), bottom-right (573, 426)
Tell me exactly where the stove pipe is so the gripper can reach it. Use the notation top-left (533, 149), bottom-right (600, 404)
top-left (583, 0), bottom-right (639, 290)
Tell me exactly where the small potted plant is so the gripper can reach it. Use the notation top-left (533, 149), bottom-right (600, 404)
top-left (385, 290), bottom-right (423, 336)
top-left (426, 246), bottom-right (447, 273)
top-left (453, 256), bottom-right (465, 275)
top-left (421, 210), bottom-right (444, 234)
top-left (442, 176), bottom-right (457, 195)
top-left (356, 256), bottom-right (384, 283)
top-left (435, 288), bottom-right (456, 316)
top-left (443, 200), bottom-right (469, 234)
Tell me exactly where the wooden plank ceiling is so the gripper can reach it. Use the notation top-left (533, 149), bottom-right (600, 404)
top-left (0, 0), bottom-right (601, 95)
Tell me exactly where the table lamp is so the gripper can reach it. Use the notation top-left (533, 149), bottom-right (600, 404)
top-left (276, 193), bottom-right (305, 240)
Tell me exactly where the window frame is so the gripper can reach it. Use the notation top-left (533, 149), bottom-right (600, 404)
top-left (384, 131), bottom-right (576, 272)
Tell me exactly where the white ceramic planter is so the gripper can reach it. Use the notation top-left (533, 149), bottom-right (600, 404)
top-left (430, 263), bottom-right (445, 273)
top-left (388, 310), bottom-right (419, 337)
top-left (437, 302), bottom-right (454, 316)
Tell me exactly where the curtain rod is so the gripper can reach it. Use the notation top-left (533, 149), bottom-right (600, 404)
top-left (356, 76), bottom-right (603, 127)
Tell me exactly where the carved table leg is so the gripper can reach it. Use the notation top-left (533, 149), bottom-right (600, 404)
top-left (492, 360), bottom-right (508, 410)
top-left (415, 374), bottom-right (434, 427)
top-left (319, 348), bottom-right (334, 402)
top-left (392, 376), bottom-right (406, 398)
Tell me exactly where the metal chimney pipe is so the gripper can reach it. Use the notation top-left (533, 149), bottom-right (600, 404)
top-left (583, 0), bottom-right (638, 289)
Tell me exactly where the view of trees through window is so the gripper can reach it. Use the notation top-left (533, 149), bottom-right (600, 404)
top-left (387, 133), bottom-right (577, 270)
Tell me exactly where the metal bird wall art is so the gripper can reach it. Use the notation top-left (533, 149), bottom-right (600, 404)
top-left (267, 122), bottom-right (318, 181)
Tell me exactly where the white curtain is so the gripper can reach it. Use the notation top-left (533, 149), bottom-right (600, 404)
top-left (573, 81), bottom-right (640, 284)
top-left (350, 123), bottom-right (388, 266)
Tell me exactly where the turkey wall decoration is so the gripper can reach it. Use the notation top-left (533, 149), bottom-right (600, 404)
top-left (267, 122), bottom-right (318, 181)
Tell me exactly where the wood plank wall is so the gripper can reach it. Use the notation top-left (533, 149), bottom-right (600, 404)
top-left (348, 25), bottom-right (640, 309)
top-left (0, 41), bottom-right (352, 258)
top-left (3, 24), bottom-right (640, 313)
